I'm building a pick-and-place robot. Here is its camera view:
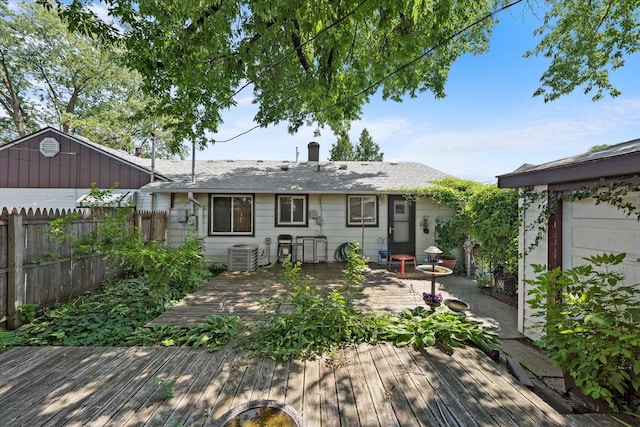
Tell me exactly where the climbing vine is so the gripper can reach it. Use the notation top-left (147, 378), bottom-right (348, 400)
top-left (401, 178), bottom-right (519, 276)
top-left (520, 176), bottom-right (640, 254)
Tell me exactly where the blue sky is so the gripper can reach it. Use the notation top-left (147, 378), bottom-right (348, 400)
top-left (197, 4), bottom-right (640, 183)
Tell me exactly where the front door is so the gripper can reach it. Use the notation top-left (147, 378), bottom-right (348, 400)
top-left (387, 195), bottom-right (415, 255)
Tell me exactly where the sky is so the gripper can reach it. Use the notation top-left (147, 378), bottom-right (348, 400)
top-left (193, 3), bottom-right (640, 183)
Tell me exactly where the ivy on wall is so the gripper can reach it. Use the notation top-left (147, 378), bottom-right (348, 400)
top-left (520, 176), bottom-right (640, 254)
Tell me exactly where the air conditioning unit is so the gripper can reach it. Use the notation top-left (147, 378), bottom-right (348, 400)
top-left (227, 244), bottom-right (259, 271)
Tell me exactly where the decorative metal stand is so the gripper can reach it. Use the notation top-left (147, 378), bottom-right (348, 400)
top-left (416, 246), bottom-right (452, 309)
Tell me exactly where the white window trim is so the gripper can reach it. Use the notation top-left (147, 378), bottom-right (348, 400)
top-left (276, 195), bottom-right (307, 226)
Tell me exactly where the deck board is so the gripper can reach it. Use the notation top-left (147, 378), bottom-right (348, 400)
top-left (392, 344), bottom-right (459, 427)
top-left (300, 357), bottom-right (322, 427)
top-left (368, 343), bottom-right (421, 426)
top-left (318, 353), bottom-right (340, 427)
top-left (333, 349), bottom-right (359, 426)
top-left (355, 343), bottom-right (399, 427)
top-left (342, 346), bottom-right (380, 427)
top-left (1, 266), bottom-right (620, 426)
top-left (0, 344), bottom-right (604, 427)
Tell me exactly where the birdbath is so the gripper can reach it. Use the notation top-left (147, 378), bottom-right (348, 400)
top-left (416, 246), bottom-right (453, 298)
top-left (212, 400), bottom-right (306, 427)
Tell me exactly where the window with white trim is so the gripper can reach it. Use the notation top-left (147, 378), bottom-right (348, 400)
top-left (277, 195), bottom-right (307, 226)
top-left (210, 195), bottom-right (253, 235)
top-left (347, 195), bottom-right (378, 226)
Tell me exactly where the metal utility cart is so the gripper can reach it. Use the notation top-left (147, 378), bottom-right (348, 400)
top-left (296, 236), bottom-right (328, 263)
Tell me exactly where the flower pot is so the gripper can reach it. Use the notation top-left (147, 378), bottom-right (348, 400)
top-left (423, 293), bottom-right (443, 309)
top-left (440, 257), bottom-right (456, 270)
top-left (443, 298), bottom-right (469, 312)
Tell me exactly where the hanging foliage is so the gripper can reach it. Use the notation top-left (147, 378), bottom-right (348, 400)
top-left (519, 176), bottom-right (640, 254)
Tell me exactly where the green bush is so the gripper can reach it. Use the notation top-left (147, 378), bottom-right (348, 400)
top-left (467, 185), bottom-right (519, 277)
top-left (127, 315), bottom-right (240, 352)
top-left (527, 253), bottom-right (640, 412)
top-left (127, 231), bottom-right (211, 291)
top-left (241, 258), bottom-right (384, 360)
top-left (178, 314), bottom-right (241, 351)
top-left (11, 231), bottom-right (212, 348)
top-left (14, 277), bottom-right (172, 346)
top-left (381, 306), bottom-right (499, 354)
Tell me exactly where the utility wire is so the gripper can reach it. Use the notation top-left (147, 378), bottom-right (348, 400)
top-left (211, 0), bottom-right (371, 144)
top-left (213, 0), bottom-right (524, 144)
top-left (229, 0), bottom-right (371, 101)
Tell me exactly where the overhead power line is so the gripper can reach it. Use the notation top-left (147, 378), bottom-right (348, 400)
top-left (214, 0), bottom-right (524, 144)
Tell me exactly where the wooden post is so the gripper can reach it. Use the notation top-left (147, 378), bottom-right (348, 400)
top-left (7, 211), bottom-right (25, 329)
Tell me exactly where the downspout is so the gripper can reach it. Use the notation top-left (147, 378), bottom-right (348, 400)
top-left (188, 139), bottom-right (203, 236)
top-left (188, 191), bottom-right (203, 237)
top-left (150, 134), bottom-right (156, 211)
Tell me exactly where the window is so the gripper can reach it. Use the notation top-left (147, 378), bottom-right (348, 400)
top-left (210, 195), bottom-right (253, 235)
top-left (276, 195), bottom-right (307, 226)
top-left (347, 195), bottom-right (378, 226)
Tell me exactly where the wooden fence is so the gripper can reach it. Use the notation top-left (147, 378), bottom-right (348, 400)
top-left (0, 207), bottom-right (167, 330)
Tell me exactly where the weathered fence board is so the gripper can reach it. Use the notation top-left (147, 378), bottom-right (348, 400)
top-left (0, 207), bottom-right (167, 329)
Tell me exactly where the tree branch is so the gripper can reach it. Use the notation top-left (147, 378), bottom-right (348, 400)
top-left (184, 2), bottom-right (223, 34)
top-left (291, 19), bottom-right (310, 72)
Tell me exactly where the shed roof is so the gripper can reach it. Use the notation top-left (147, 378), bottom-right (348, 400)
top-left (140, 160), bottom-right (450, 194)
top-left (497, 138), bottom-right (640, 188)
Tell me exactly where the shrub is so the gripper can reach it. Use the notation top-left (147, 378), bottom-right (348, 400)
top-left (241, 257), bottom-right (383, 360)
top-left (527, 253), bottom-right (640, 412)
top-left (382, 306), bottom-right (499, 355)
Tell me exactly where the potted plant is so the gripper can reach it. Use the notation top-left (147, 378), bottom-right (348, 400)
top-left (422, 292), bottom-right (443, 308)
top-left (435, 218), bottom-right (466, 270)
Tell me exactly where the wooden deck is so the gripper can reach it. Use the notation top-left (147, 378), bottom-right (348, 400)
top-left (1, 342), bottom-right (597, 427)
top-left (147, 265), bottom-right (432, 328)
top-left (0, 265), bottom-right (630, 426)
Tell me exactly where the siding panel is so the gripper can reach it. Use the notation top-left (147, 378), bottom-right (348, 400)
top-left (564, 194), bottom-right (640, 287)
top-left (520, 185), bottom-right (548, 341)
top-left (0, 129), bottom-right (154, 191)
top-left (158, 193), bottom-right (455, 267)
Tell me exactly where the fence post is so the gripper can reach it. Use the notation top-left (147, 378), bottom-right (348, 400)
top-left (7, 211), bottom-right (25, 329)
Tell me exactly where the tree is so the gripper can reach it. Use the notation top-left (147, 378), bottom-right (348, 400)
top-left (329, 132), bottom-right (354, 161)
top-left (329, 128), bottom-right (383, 161)
top-left (0, 2), bottom-right (36, 140)
top-left (0, 2), bottom-right (185, 158)
top-left (527, 1), bottom-right (640, 102)
top-left (354, 128), bottom-right (383, 161)
top-left (42, 0), bottom-right (499, 147)
top-left (39, 1), bottom-right (640, 149)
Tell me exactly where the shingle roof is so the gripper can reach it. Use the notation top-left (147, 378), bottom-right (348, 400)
top-left (508, 139), bottom-right (640, 174)
top-left (140, 160), bottom-right (450, 194)
top-left (7, 127), bottom-right (450, 194)
top-left (497, 138), bottom-right (640, 188)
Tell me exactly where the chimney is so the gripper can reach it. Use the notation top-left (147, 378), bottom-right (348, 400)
top-left (135, 146), bottom-right (142, 157)
top-left (308, 141), bottom-right (319, 166)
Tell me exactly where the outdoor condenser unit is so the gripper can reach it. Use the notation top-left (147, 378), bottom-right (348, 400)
top-left (227, 244), bottom-right (259, 271)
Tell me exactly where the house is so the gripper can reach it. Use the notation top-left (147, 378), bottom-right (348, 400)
top-left (0, 127), bottom-right (172, 210)
top-left (497, 139), bottom-right (640, 340)
top-left (139, 142), bottom-right (455, 266)
top-left (1, 128), bottom-right (456, 266)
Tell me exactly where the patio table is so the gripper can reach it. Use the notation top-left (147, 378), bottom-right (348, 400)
top-left (389, 253), bottom-right (417, 274)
